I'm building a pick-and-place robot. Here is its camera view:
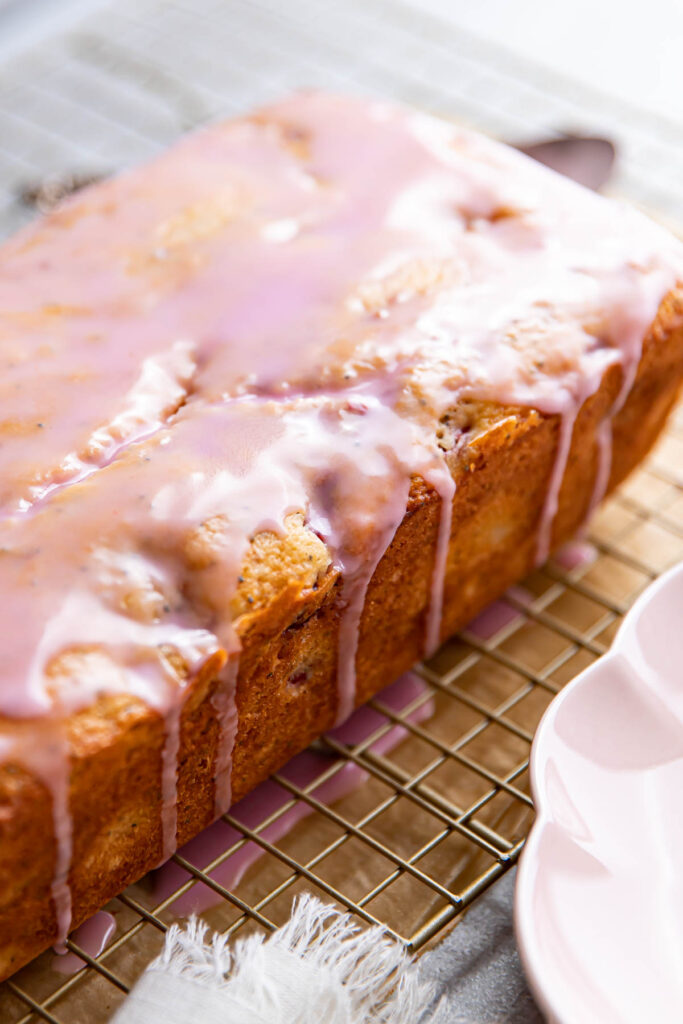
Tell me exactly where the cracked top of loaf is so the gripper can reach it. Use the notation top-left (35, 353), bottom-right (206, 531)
top-left (0, 90), bottom-right (680, 725)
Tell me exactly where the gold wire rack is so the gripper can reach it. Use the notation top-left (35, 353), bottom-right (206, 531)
top-left (0, 1), bottom-right (682, 1021)
top-left (1, 398), bottom-right (681, 1024)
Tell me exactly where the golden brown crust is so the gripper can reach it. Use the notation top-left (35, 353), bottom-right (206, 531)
top-left (0, 290), bottom-right (682, 978)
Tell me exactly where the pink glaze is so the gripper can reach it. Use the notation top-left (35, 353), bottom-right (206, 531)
top-left (49, 743), bottom-right (73, 952)
top-left (52, 911), bottom-right (116, 975)
top-left (0, 93), bottom-right (681, 940)
top-left (466, 585), bottom-right (533, 641)
top-left (586, 418), bottom-right (614, 520)
top-left (423, 462), bottom-right (456, 656)
top-left (0, 724), bottom-right (73, 946)
top-left (211, 660), bottom-right (239, 817)
top-left (536, 401), bottom-right (578, 565)
top-left (153, 672), bottom-right (433, 915)
top-left (578, 268), bottom-right (669, 524)
top-left (159, 704), bottom-right (182, 864)
top-left (331, 472), bottom-right (412, 725)
top-left (553, 539), bottom-right (598, 572)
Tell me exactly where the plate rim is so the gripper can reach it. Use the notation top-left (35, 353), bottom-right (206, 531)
top-left (514, 558), bottom-right (683, 1024)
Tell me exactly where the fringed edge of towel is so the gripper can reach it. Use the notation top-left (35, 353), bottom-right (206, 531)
top-left (141, 894), bottom-right (440, 1023)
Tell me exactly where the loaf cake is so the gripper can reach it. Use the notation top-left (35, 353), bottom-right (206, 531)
top-left (0, 92), bottom-right (682, 979)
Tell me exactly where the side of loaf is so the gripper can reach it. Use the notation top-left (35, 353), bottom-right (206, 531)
top-left (1, 292), bottom-right (682, 977)
top-left (1, 91), bottom-right (682, 978)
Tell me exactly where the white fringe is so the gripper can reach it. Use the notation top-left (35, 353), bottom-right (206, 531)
top-left (113, 895), bottom-right (442, 1024)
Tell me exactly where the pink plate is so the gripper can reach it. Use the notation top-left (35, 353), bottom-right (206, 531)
top-left (515, 560), bottom-right (683, 1024)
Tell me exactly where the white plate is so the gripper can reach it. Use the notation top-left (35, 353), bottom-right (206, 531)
top-left (515, 560), bottom-right (683, 1024)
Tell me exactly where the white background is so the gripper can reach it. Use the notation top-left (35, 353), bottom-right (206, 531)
top-left (420, 0), bottom-right (683, 124)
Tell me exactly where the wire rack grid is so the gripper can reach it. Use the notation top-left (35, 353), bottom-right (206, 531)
top-left (0, 1), bottom-right (681, 1020)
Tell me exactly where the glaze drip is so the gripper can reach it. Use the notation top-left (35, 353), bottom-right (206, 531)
top-left (0, 93), bottom-right (681, 939)
top-left (423, 462), bottom-right (457, 656)
top-left (535, 402), bottom-right (577, 566)
top-left (211, 659), bottom-right (239, 817)
top-left (50, 740), bottom-right (73, 948)
top-left (0, 724), bottom-right (73, 943)
top-left (587, 418), bottom-right (614, 522)
top-left (159, 703), bottom-right (182, 864)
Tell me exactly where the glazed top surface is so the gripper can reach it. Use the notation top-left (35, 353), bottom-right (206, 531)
top-left (0, 91), bottom-right (680, 719)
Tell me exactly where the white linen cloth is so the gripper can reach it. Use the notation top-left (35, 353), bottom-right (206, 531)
top-left (111, 895), bottom-right (443, 1024)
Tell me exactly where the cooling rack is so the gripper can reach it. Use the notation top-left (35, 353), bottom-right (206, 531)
top-left (0, 1), bottom-right (681, 1020)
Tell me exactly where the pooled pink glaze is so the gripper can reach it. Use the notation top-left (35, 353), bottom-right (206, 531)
top-left (52, 911), bottom-right (116, 975)
top-left (466, 585), bottom-right (533, 641)
top-left (553, 539), bottom-right (598, 572)
top-left (0, 93), bottom-right (681, 941)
